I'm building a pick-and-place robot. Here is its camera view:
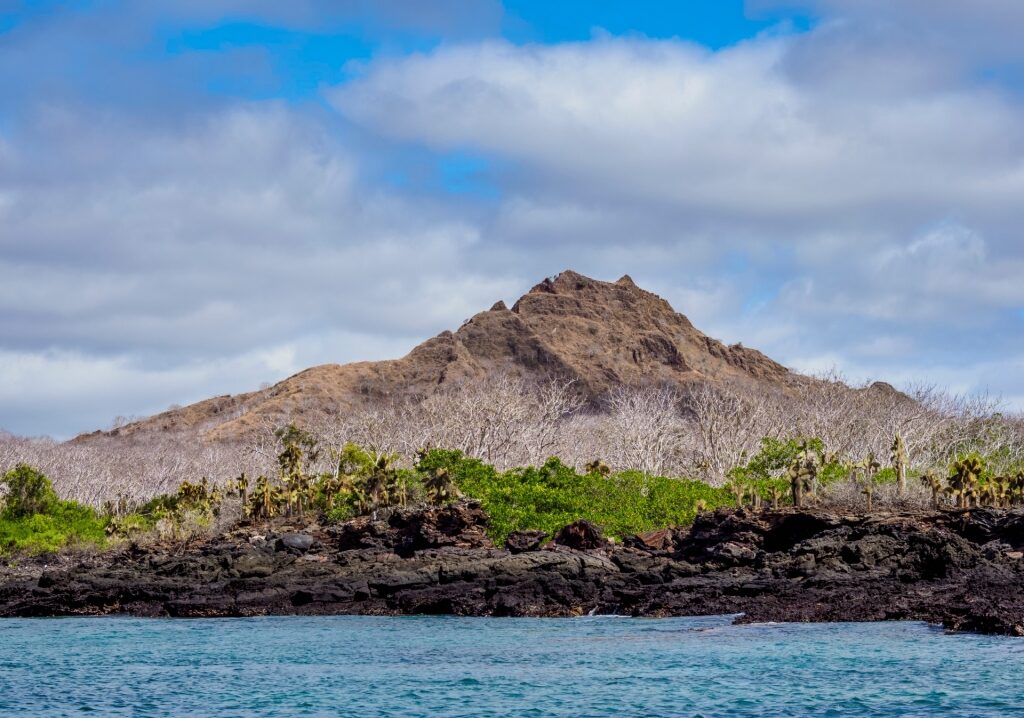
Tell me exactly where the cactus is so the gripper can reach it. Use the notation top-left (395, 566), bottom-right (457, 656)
top-left (389, 470), bottom-right (408, 508)
top-left (237, 473), bottom-right (249, 504)
top-left (947, 456), bottom-right (984, 509)
top-left (786, 442), bottom-right (819, 508)
top-left (584, 459), bottom-right (611, 477)
top-left (725, 480), bottom-right (747, 508)
top-left (890, 433), bottom-right (909, 496)
top-left (920, 471), bottom-right (943, 509)
top-left (864, 452), bottom-right (881, 481)
top-left (989, 476), bottom-right (1012, 508)
top-left (424, 466), bottom-right (459, 506)
top-left (1012, 473), bottom-right (1024, 506)
top-left (277, 440), bottom-right (306, 517)
top-left (355, 453), bottom-right (398, 514)
top-left (852, 454), bottom-right (880, 513)
top-left (246, 475), bottom-right (282, 520)
top-left (767, 484), bottom-right (784, 510)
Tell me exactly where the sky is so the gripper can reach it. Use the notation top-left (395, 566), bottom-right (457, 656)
top-left (2, 0), bottom-right (1024, 438)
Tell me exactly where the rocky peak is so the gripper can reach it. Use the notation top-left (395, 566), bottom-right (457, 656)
top-left (77, 270), bottom-right (798, 443)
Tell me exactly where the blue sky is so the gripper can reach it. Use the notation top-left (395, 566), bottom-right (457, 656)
top-left (2, 0), bottom-right (1024, 436)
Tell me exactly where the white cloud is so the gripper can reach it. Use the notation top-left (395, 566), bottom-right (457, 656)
top-left (5, 3), bottom-right (1024, 436)
top-left (0, 103), bottom-right (529, 435)
top-left (332, 37), bottom-right (1024, 223)
top-left (328, 31), bottom-right (1024, 401)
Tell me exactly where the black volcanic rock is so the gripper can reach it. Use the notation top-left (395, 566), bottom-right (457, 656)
top-left (505, 530), bottom-right (547, 553)
top-left (328, 501), bottom-right (492, 557)
top-left (3, 506), bottom-right (1024, 635)
top-left (551, 520), bottom-right (608, 551)
top-left (276, 534), bottom-right (316, 553)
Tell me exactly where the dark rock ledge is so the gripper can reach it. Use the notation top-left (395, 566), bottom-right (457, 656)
top-left (3, 501), bottom-right (1024, 636)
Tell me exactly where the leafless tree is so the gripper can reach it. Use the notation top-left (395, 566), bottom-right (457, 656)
top-left (2, 370), bottom-right (1022, 509)
top-left (683, 382), bottom-right (781, 483)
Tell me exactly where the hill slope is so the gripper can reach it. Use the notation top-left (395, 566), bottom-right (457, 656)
top-left (78, 271), bottom-right (799, 444)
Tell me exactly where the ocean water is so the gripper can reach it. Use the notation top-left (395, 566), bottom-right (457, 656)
top-left (1, 616), bottom-right (1022, 717)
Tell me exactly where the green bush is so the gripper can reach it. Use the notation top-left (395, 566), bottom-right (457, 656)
top-left (105, 512), bottom-right (155, 539)
top-left (1, 464), bottom-right (59, 518)
top-left (417, 450), bottom-right (732, 543)
top-left (873, 467), bottom-right (898, 485)
top-left (0, 465), bottom-right (108, 555)
top-left (727, 436), bottom-right (850, 501)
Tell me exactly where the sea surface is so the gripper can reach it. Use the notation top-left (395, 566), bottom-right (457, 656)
top-left (1, 615), bottom-right (1022, 717)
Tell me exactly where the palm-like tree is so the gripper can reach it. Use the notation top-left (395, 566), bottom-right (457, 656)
top-left (247, 475), bottom-right (282, 520)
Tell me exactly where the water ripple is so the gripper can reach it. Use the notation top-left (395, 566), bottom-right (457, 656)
top-left (0, 616), bottom-right (1021, 717)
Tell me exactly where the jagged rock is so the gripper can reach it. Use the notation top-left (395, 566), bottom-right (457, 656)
top-left (75, 271), bottom-right (810, 446)
top-left (5, 506), bottom-right (1024, 635)
top-left (329, 501), bottom-right (492, 556)
top-left (982, 540), bottom-right (1015, 560)
top-left (626, 528), bottom-right (674, 552)
top-left (505, 530), bottom-right (548, 554)
top-left (551, 520), bottom-right (607, 551)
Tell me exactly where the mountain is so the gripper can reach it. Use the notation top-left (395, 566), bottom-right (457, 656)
top-left (76, 270), bottom-right (800, 444)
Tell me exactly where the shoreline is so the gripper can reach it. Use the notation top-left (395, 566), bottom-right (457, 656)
top-left (2, 502), bottom-right (1023, 636)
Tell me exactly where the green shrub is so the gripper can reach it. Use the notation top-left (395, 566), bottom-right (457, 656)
top-left (0, 499), bottom-right (107, 555)
top-left (727, 436), bottom-right (850, 501)
top-left (873, 467), bottom-right (898, 485)
top-left (1, 464), bottom-right (59, 518)
top-left (105, 512), bottom-right (155, 539)
top-left (417, 450), bottom-right (732, 543)
top-left (0, 465), bottom-right (109, 555)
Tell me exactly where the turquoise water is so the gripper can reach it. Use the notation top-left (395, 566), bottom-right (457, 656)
top-left (1, 616), bottom-right (1022, 717)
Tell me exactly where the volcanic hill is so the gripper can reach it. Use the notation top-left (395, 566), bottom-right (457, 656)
top-left (79, 271), bottom-right (799, 444)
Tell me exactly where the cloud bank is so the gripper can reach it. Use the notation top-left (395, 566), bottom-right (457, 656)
top-left (2, 1), bottom-right (1024, 436)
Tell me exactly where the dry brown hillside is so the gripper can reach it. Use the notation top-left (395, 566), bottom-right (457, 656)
top-left (75, 270), bottom-right (801, 444)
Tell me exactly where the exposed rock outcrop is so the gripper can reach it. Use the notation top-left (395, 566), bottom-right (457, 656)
top-left (3, 505), bottom-right (1024, 635)
top-left (76, 271), bottom-right (801, 445)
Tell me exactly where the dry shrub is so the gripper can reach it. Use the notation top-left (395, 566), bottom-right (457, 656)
top-left (2, 372), bottom-right (1021, 509)
top-left (820, 476), bottom-right (934, 513)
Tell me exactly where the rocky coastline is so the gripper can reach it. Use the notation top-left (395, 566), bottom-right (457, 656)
top-left (2, 502), bottom-right (1023, 636)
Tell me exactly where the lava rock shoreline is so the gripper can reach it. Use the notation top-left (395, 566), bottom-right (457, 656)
top-left (2, 501), bottom-right (1024, 636)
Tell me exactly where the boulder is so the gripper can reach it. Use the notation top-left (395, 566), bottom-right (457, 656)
top-left (329, 501), bottom-right (493, 556)
top-left (626, 528), bottom-right (674, 552)
top-left (552, 520), bottom-right (607, 551)
top-left (505, 530), bottom-right (548, 554)
top-left (276, 533), bottom-right (316, 553)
